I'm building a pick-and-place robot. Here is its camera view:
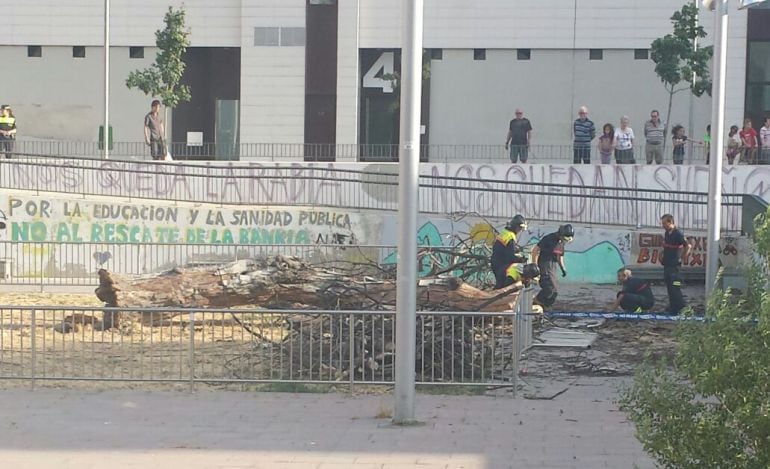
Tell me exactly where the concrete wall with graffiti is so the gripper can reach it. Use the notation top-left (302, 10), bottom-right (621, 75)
top-left (0, 189), bottom-right (754, 285)
top-left (3, 162), bottom-right (769, 232)
top-left (0, 192), bottom-right (378, 279)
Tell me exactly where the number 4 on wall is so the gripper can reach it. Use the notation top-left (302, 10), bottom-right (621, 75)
top-left (362, 51), bottom-right (395, 93)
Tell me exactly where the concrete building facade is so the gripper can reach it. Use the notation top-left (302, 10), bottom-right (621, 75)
top-left (3, 1), bottom-right (767, 160)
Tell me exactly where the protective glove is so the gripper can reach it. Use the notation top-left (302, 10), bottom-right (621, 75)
top-left (560, 266), bottom-right (567, 277)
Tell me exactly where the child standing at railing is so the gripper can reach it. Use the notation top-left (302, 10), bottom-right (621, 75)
top-left (671, 125), bottom-right (687, 165)
top-left (727, 125), bottom-right (741, 165)
top-left (598, 123), bottom-right (614, 164)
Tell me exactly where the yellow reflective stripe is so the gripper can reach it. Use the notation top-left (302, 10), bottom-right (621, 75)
top-left (0, 117), bottom-right (14, 124)
top-left (672, 281), bottom-right (682, 286)
top-left (495, 230), bottom-right (517, 245)
top-left (505, 264), bottom-right (521, 281)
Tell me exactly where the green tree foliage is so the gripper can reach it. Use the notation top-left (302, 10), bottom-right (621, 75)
top-left (650, 3), bottom-right (713, 150)
top-left (621, 206), bottom-right (770, 469)
top-left (126, 7), bottom-right (191, 108)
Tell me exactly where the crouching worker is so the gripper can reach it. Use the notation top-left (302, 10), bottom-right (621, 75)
top-left (610, 268), bottom-right (654, 313)
top-left (495, 263), bottom-right (541, 290)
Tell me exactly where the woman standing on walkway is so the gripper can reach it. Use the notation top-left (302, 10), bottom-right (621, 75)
top-left (0, 105), bottom-right (17, 159)
top-left (614, 116), bottom-right (635, 164)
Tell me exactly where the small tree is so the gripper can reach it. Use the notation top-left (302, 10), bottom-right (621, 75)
top-left (126, 6), bottom-right (191, 140)
top-left (650, 3), bottom-right (712, 152)
top-left (381, 50), bottom-right (432, 113)
top-left (621, 207), bottom-right (770, 468)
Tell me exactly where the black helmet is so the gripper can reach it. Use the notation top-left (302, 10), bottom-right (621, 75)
top-left (505, 214), bottom-right (527, 231)
top-left (558, 224), bottom-right (575, 240)
top-left (522, 263), bottom-right (540, 279)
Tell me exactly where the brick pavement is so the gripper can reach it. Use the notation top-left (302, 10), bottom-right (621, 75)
top-left (0, 377), bottom-right (653, 469)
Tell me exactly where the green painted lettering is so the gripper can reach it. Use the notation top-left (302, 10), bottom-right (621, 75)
top-left (11, 222), bottom-right (29, 241)
top-left (91, 224), bottom-right (103, 242)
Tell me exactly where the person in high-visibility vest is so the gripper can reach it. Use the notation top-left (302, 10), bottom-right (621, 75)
top-left (0, 105), bottom-right (17, 159)
top-left (491, 215), bottom-right (528, 289)
top-left (498, 262), bottom-right (541, 290)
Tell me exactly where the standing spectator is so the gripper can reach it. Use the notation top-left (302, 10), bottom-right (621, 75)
top-left (727, 125), bottom-right (742, 165)
top-left (614, 116), bottom-right (635, 164)
top-left (660, 214), bottom-right (691, 314)
top-left (760, 117), bottom-right (770, 165)
top-left (703, 125), bottom-right (711, 164)
top-left (740, 118), bottom-right (758, 165)
top-left (0, 105), bottom-right (17, 159)
top-left (505, 109), bottom-right (532, 164)
top-left (572, 106), bottom-right (596, 164)
top-left (144, 100), bottom-right (166, 161)
top-left (597, 123), bottom-right (614, 164)
top-left (671, 124), bottom-right (688, 165)
top-left (643, 110), bottom-right (665, 164)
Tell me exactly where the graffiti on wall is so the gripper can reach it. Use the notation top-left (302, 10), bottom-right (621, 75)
top-left (6, 162), bottom-right (768, 231)
top-left (632, 232), bottom-right (740, 269)
top-left (3, 195), bottom-right (367, 246)
top-left (380, 217), bottom-right (631, 284)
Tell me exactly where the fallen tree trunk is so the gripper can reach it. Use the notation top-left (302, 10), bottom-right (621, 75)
top-left (88, 256), bottom-right (520, 328)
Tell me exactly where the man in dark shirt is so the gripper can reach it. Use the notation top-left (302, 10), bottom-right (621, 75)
top-left (572, 106), bottom-right (596, 164)
top-left (530, 224), bottom-right (573, 308)
top-left (144, 100), bottom-right (166, 160)
top-left (610, 268), bottom-right (654, 312)
top-left (660, 214), bottom-right (691, 313)
top-left (505, 109), bottom-right (532, 163)
top-left (491, 215), bottom-right (528, 289)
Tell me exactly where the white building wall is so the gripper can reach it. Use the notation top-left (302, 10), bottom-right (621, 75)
top-left (352, 0), bottom-right (748, 149)
top-left (359, 0), bottom-right (689, 49)
top-left (0, 45), bottom-right (157, 141)
top-left (7, 0), bottom-right (241, 47)
top-left (239, 0), bottom-right (306, 144)
top-left (4, 0), bottom-right (752, 149)
top-left (336, 0), bottom-right (360, 150)
top-left (428, 48), bottom-right (714, 148)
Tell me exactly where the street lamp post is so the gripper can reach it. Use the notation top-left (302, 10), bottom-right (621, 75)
top-left (705, 0), bottom-right (728, 298)
top-left (393, 0), bottom-right (423, 425)
top-left (103, 0), bottom-right (110, 160)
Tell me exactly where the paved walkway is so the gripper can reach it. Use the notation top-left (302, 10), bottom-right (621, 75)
top-left (0, 377), bottom-right (653, 469)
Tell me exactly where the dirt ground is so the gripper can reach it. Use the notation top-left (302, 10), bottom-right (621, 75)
top-left (0, 282), bottom-right (704, 395)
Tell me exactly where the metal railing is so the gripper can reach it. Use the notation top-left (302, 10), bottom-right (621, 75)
top-left (0, 291), bottom-right (535, 392)
top-left (0, 156), bottom-right (746, 231)
top-left (5, 140), bottom-right (728, 164)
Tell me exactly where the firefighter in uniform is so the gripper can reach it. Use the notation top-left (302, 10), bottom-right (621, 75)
top-left (610, 268), bottom-right (654, 312)
top-left (530, 224), bottom-right (574, 308)
top-left (491, 215), bottom-right (528, 289)
top-left (660, 214), bottom-right (690, 313)
top-left (0, 105), bottom-right (17, 159)
top-left (498, 263), bottom-right (541, 290)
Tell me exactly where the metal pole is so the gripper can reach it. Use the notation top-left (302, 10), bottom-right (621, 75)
top-left (688, 0), bottom-right (698, 163)
top-left (103, 0), bottom-right (110, 160)
top-left (393, 0), bottom-right (423, 425)
top-left (705, 0), bottom-right (729, 297)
